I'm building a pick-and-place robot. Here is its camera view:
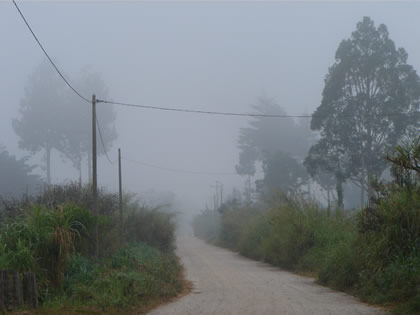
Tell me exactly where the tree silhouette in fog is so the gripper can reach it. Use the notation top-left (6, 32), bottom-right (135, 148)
top-left (13, 60), bottom-right (67, 184)
top-left (236, 97), bottom-right (311, 194)
top-left (62, 67), bottom-right (117, 184)
top-left (13, 62), bottom-right (117, 184)
top-left (306, 17), bottom-right (420, 206)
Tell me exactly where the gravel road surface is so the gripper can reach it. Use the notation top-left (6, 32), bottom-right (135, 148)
top-left (149, 236), bottom-right (386, 315)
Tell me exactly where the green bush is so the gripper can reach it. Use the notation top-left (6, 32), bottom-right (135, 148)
top-left (219, 205), bottom-right (261, 249)
top-left (0, 204), bottom-right (92, 289)
top-left (0, 184), bottom-right (183, 312)
top-left (190, 138), bottom-right (420, 314)
top-left (318, 232), bottom-right (359, 290)
top-left (123, 195), bottom-right (176, 252)
top-left (357, 189), bottom-right (420, 270)
top-left (355, 187), bottom-right (420, 313)
top-left (192, 191), bottom-right (419, 314)
top-left (35, 183), bottom-right (118, 217)
top-left (238, 214), bottom-right (268, 260)
top-left (64, 254), bottom-right (98, 288)
top-left (58, 243), bottom-right (183, 310)
top-left (192, 208), bottom-right (221, 242)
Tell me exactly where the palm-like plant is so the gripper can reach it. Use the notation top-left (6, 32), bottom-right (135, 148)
top-left (47, 206), bottom-right (84, 288)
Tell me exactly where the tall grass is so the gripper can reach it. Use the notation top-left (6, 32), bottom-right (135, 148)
top-left (0, 204), bottom-right (91, 289)
top-left (0, 182), bottom-right (183, 311)
top-left (53, 243), bottom-right (184, 312)
top-left (123, 194), bottom-right (176, 252)
top-left (192, 191), bottom-right (420, 314)
top-left (192, 208), bottom-right (221, 243)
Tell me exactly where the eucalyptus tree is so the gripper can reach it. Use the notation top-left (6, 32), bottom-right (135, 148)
top-left (62, 68), bottom-right (117, 183)
top-left (307, 17), bottom-right (420, 206)
top-left (14, 62), bottom-right (117, 185)
top-left (236, 97), bottom-right (311, 195)
top-left (261, 151), bottom-right (307, 194)
top-left (13, 60), bottom-right (68, 184)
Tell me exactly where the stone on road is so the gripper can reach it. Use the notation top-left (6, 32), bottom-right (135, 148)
top-left (149, 236), bottom-right (386, 315)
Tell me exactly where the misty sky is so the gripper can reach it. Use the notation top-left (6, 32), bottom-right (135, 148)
top-left (2, 1), bottom-right (420, 213)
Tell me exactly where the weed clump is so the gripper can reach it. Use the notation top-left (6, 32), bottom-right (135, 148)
top-left (192, 139), bottom-right (420, 314)
top-left (0, 183), bottom-right (183, 312)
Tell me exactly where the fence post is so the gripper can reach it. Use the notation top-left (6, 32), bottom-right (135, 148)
top-left (13, 271), bottom-right (23, 307)
top-left (0, 270), bottom-right (11, 309)
top-left (23, 272), bottom-right (38, 309)
top-left (0, 270), bottom-right (5, 310)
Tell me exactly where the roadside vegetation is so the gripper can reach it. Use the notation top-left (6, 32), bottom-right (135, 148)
top-left (193, 17), bottom-right (420, 314)
top-left (0, 183), bottom-right (184, 313)
top-left (193, 137), bottom-right (420, 314)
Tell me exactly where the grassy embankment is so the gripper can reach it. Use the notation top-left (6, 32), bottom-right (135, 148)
top-left (193, 143), bottom-right (420, 314)
top-left (0, 184), bottom-right (186, 314)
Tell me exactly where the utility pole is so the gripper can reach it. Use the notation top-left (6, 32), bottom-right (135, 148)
top-left (213, 194), bottom-right (217, 211)
top-left (118, 148), bottom-right (123, 245)
top-left (211, 182), bottom-right (219, 209)
top-left (92, 94), bottom-right (98, 256)
top-left (215, 181), bottom-right (219, 209)
top-left (216, 180), bottom-right (223, 206)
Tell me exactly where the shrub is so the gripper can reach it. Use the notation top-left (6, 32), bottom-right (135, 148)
top-left (35, 183), bottom-right (118, 217)
top-left (219, 205), bottom-right (261, 249)
top-left (192, 208), bottom-right (221, 242)
top-left (238, 214), bottom-right (268, 260)
top-left (123, 196), bottom-right (176, 252)
top-left (58, 243), bottom-right (183, 310)
top-left (317, 232), bottom-right (359, 290)
top-left (0, 204), bottom-right (92, 289)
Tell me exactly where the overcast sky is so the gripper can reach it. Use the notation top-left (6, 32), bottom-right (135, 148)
top-left (1, 1), bottom-right (420, 213)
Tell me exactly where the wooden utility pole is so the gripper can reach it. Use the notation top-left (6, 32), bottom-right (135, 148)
top-left (92, 94), bottom-right (98, 256)
top-left (118, 148), bottom-right (123, 244)
top-left (211, 183), bottom-right (219, 209)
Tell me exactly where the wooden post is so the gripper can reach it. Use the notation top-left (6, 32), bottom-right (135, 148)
top-left (13, 272), bottom-right (23, 307)
top-left (92, 94), bottom-right (98, 256)
top-left (0, 270), bottom-right (6, 310)
top-left (118, 148), bottom-right (123, 244)
top-left (23, 272), bottom-right (38, 309)
top-left (1, 270), bottom-right (11, 309)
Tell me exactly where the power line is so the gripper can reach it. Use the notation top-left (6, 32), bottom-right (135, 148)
top-left (12, 0), bottom-right (90, 103)
top-left (14, 0), bottom-right (420, 122)
top-left (98, 99), bottom-right (418, 119)
top-left (98, 100), bottom-right (314, 118)
top-left (96, 117), bottom-right (113, 165)
top-left (13, 0), bottom-right (418, 120)
top-left (122, 157), bottom-right (249, 176)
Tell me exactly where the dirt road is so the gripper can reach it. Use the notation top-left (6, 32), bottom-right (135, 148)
top-left (149, 236), bottom-right (386, 315)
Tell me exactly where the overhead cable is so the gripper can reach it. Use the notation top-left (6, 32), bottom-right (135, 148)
top-left (96, 117), bottom-right (114, 165)
top-left (12, 0), bottom-right (90, 103)
top-left (13, 0), bottom-right (419, 121)
top-left (122, 157), bottom-right (247, 176)
top-left (98, 99), bottom-right (418, 119)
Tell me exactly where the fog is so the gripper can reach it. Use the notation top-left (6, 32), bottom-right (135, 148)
top-left (2, 1), bottom-right (420, 215)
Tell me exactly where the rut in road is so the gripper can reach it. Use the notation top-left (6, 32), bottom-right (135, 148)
top-left (149, 235), bottom-right (387, 315)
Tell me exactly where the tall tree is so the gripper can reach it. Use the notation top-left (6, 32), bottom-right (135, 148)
top-left (236, 97), bottom-right (311, 172)
top-left (13, 61), bottom-right (67, 184)
top-left (237, 97), bottom-right (312, 195)
top-left (306, 17), bottom-right (420, 206)
top-left (259, 151), bottom-right (307, 194)
top-left (62, 67), bottom-right (117, 183)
